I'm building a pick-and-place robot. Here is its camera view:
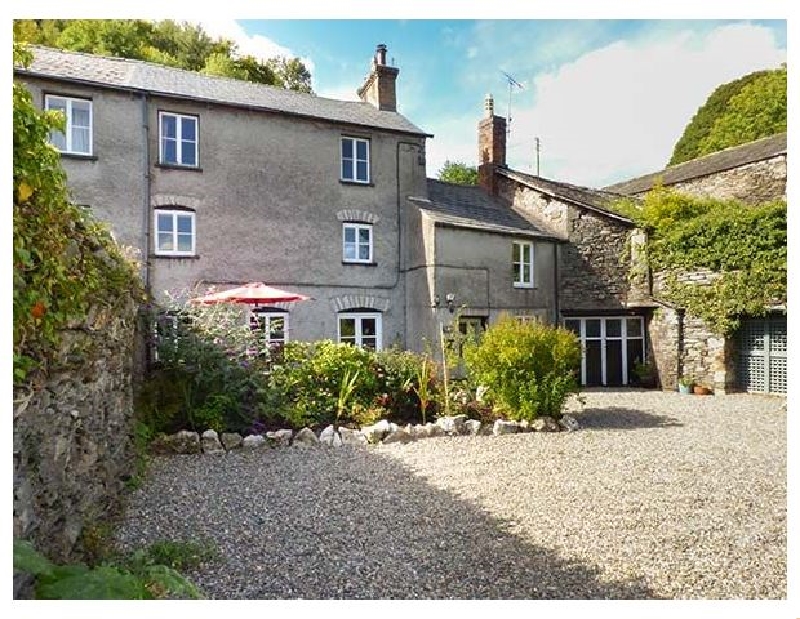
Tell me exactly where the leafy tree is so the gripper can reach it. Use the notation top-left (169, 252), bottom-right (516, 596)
top-left (438, 160), bottom-right (479, 185)
top-left (696, 67), bottom-right (787, 156)
top-left (669, 66), bottom-right (786, 165)
top-left (13, 19), bottom-right (313, 92)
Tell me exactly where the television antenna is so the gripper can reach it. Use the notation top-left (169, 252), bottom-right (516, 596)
top-left (500, 70), bottom-right (524, 136)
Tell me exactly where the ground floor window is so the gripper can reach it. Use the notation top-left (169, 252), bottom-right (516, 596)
top-left (338, 312), bottom-right (382, 350)
top-left (563, 316), bottom-right (645, 387)
top-left (250, 310), bottom-right (288, 349)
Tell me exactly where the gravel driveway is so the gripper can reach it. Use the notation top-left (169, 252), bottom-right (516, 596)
top-left (116, 390), bottom-right (786, 599)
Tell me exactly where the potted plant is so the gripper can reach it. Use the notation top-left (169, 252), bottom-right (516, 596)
top-left (631, 360), bottom-right (657, 388)
top-left (693, 384), bottom-right (712, 396)
top-left (678, 375), bottom-right (694, 395)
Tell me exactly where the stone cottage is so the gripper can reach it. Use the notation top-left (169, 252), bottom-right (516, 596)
top-left (15, 44), bottom-right (785, 393)
top-left (424, 95), bottom-right (656, 388)
top-left (16, 44), bottom-right (430, 355)
top-left (606, 134), bottom-right (788, 394)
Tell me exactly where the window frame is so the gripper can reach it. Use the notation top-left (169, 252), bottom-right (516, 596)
top-left (513, 240), bottom-right (535, 288)
top-left (340, 136), bottom-right (370, 183)
top-left (158, 111), bottom-right (199, 167)
top-left (250, 310), bottom-right (289, 347)
top-left (563, 316), bottom-right (646, 386)
top-left (342, 222), bottom-right (374, 264)
top-left (337, 311), bottom-right (382, 351)
top-left (152, 313), bottom-right (179, 363)
top-left (44, 94), bottom-right (93, 156)
top-left (154, 209), bottom-right (196, 256)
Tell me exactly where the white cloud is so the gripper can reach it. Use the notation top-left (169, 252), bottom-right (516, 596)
top-left (197, 20), bottom-right (315, 72)
top-left (427, 23), bottom-right (785, 187)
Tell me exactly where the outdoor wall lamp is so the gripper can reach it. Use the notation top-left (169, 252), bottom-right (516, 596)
top-left (433, 293), bottom-right (456, 313)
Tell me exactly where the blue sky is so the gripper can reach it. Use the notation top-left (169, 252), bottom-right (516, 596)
top-left (197, 19), bottom-right (786, 187)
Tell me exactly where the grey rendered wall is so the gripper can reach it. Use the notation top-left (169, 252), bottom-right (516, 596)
top-left (148, 98), bottom-right (427, 349)
top-left (21, 75), bottom-right (429, 350)
top-left (404, 208), bottom-right (438, 352)
top-left (432, 225), bottom-right (557, 324)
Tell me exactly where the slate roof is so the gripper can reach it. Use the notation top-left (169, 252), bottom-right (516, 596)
top-left (410, 179), bottom-right (560, 240)
top-left (604, 133), bottom-right (787, 195)
top-left (497, 168), bottom-right (635, 224)
top-left (16, 46), bottom-right (431, 137)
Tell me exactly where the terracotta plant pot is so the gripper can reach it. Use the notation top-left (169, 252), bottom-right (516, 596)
top-left (693, 385), bottom-right (712, 396)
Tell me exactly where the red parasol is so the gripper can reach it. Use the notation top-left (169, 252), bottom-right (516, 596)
top-left (191, 282), bottom-right (309, 305)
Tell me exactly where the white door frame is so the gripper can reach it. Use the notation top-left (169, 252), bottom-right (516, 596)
top-left (565, 316), bottom-right (645, 386)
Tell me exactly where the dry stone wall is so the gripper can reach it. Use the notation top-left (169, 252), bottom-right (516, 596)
top-left (13, 299), bottom-right (140, 564)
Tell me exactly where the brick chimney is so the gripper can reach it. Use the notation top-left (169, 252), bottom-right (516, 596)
top-left (357, 44), bottom-right (400, 112)
top-left (478, 94), bottom-right (507, 194)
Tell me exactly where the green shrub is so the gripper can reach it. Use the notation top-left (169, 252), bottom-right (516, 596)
top-left (143, 540), bottom-right (216, 572)
top-left (13, 538), bottom-right (203, 600)
top-left (463, 315), bottom-right (581, 421)
top-left (374, 347), bottom-right (433, 424)
top-left (13, 45), bottom-right (143, 384)
top-left (268, 340), bottom-right (380, 428)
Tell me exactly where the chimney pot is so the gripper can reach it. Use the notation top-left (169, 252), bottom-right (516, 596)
top-left (485, 93), bottom-right (494, 118)
top-left (358, 44), bottom-right (399, 111)
top-left (376, 44), bottom-right (388, 65)
top-left (478, 94), bottom-right (506, 195)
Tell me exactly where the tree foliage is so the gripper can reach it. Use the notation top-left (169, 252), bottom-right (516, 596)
top-left (669, 65), bottom-right (786, 165)
top-left (615, 186), bottom-right (787, 334)
top-left (438, 160), bottom-right (479, 185)
top-left (13, 19), bottom-right (313, 92)
top-left (13, 44), bottom-right (143, 383)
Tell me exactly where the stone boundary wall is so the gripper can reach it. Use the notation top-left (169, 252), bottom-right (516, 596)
top-left (13, 298), bottom-right (140, 564)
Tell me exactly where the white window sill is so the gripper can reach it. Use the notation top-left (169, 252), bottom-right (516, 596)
top-left (513, 283), bottom-right (536, 289)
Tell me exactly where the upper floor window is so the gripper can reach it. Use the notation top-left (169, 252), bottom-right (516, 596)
top-left (341, 137), bottom-right (370, 183)
top-left (338, 312), bottom-right (382, 350)
top-left (155, 210), bottom-right (195, 256)
top-left (343, 223), bottom-right (373, 263)
top-left (513, 241), bottom-right (534, 288)
top-left (45, 95), bottom-right (92, 155)
top-left (160, 112), bottom-right (198, 167)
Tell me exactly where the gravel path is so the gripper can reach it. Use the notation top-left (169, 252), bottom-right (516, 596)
top-left (115, 390), bottom-right (786, 599)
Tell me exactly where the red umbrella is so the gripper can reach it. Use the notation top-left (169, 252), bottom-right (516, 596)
top-left (191, 282), bottom-right (309, 305)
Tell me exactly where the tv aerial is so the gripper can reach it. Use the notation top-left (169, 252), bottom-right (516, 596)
top-left (500, 70), bottom-right (524, 136)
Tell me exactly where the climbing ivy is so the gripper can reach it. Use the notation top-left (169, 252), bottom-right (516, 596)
top-left (615, 186), bottom-right (786, 334)
top-left (13, 44), bottom-right (143, 384)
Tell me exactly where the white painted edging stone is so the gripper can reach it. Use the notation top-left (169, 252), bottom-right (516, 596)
top-left (157, 414), bottom-right (580, 455)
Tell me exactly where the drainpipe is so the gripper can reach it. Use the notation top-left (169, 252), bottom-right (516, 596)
top-left (553, 243), bottom-right (560, 324)
top-left (396, 139), bottom-right (422, 348)
top-left (677, 307), bottom-right (685, 388)
top-left (141, 92), bottom-right (152, 299)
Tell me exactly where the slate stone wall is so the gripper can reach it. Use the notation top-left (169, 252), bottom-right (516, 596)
top-left (497, 176), bottom-right (648, 312)
top-left (669, 155), bottom-right (786, 204)
top-left (13, 298), bottom-right (140, 564)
